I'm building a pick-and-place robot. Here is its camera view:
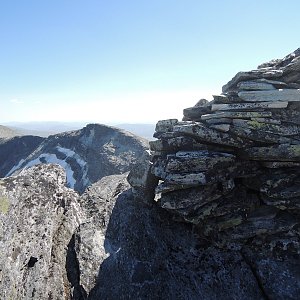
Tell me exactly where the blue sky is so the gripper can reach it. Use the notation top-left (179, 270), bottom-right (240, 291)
top-left (1, 0), bottom-right (299, 123)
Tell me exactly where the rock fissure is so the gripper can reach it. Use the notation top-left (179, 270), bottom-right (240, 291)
top-left (66, 234), bottom-right (87, 300)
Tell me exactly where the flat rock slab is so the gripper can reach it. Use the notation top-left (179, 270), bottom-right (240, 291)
top-left (164, 151), bottom-right (236, 173)
top-left (222, 69), bottom-right (284, 93)
top-left (201, 111), bottom-right (272, 120)
top-left (244, 144), bottom-right (300, 161)
top-left (232, 119), bottom-right (300, 136)
top-left (237, 79), bottom-right (288, 90)
top-left (158, 184), bottom-right (222, 211)
top-left (183, 106), bottom-right (211, 120)
top-left (155, 119), bottom-right (178, 133)
top-left (173, 123), bottom-right (246, 148)
top-left (238, 89), bottom-right (300, 102)
top-left (212, 101), bottom-right (288, 112)
top-left (237, 81), bottom-right (276, 91)
top-left (229, 126), bottom-right (297, 144)
top-left (227, 210), bottom-right (297, 241)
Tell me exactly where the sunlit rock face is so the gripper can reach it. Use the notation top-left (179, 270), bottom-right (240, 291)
top-left (0, 164), bottom-right (82, 300)
top-left (0, 123), bottom-right (148, 193)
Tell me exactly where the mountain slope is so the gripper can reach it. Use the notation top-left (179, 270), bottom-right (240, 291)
top-left (0, 125), bottom-right (22, 139)
top-left (0, 135), bottom-right (45, 177)
top-left (3, 123), bottom-right (149, 193)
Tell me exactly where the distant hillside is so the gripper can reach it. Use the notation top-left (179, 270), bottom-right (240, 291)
top-left (4, 122), bottom-right (156, 140)
top-left (1, 123), bottom-right (149, 193)
top-left (4, 121), bottom-right (87, 138)
top-left (0, 125), bottom-right (22, 139)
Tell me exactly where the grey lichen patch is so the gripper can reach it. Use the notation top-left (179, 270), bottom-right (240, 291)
top-left (0, 194), bottom-right (10, 214)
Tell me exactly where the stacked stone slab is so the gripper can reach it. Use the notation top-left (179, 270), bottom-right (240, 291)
top-left (128, 48), bottom-right (300, 248)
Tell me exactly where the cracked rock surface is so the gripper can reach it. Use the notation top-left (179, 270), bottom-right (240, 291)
top-left (0, 164), bottom-right (82, 300)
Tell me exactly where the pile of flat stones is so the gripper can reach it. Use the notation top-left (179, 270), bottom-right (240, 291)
top-left (129, 48), bottom-right (300, 247)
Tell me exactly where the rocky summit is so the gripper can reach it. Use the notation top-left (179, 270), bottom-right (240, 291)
top-left (1, 49), bottom-right (300, 300)
top-left (129, 48), bottom-right (300, 298)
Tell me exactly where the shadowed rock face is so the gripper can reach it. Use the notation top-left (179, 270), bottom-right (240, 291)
top-left (0, 135), bottom-right (44, 177)
top-left (71, 174), bottom-right (264, 300)
top-left (1, 123), bottom-right (149, 194)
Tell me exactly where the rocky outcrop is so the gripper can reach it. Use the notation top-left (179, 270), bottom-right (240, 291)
top-left (1, 123), bottom-right (148, 193)
top-left (129, 48), bottom-right (300, 298)
top-left (71, 173), bottom-right (264, 300)
top-left (0, 164), bottom-right (82, 300)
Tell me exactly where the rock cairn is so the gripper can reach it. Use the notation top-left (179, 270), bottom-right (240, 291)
top-left (129, 48), bottom-right (300, 248)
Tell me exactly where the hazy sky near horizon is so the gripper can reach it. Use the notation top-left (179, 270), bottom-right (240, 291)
top-left (1, 0), bottom-right (299, 124)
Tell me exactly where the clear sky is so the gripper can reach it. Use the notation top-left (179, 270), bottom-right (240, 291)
top-left (0, 0), bottom-right (299, 124)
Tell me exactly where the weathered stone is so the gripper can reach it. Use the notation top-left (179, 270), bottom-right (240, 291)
top-left (262, 183), bottom-right (300, 199)
top-left (201, 111), bottom-right (272, 120)
top-left (183, 106), bottom-right (211, 120)
top-left (163, 151), bottom-right (236, 173)
top-left (222, 69), bottom-right (284, 93)
top-left (227, 208), bottom-right (297, 240)
top-left (270, 102), bottom-right (300, 125)
top-left (173, 123), bottom-right (247, 148)
top-left (149, 136), bottom-right (234, 153)
top-left (238, 89), bottom-right (300, 102)
top-left (211, 101), bottom-right (288, 112)
top-left (244, 144), bottom-right (300, 161)
top-left (194, 98), bottom-right (210, 107)
top-left (158, 184), bottom-right (222, 211)
top-left (232, 119), bottom-right (300, 136)
top-left (261, 161), bottom-right (300, 168)
top-left (153, 131), bottom-right (177, 139)
top-left (261, 194), bottom-right (300, 209)
top-left (77, 174), bottom-right (265, 299)
top-left (238, 78), bottom-right (288, 90)
top-left (205, 117), bottom-right (233, 125)
top-left (127, 151), bottom-right (158, 205)
top-left (155, 182), bottom-right (193, 194)
top-left (0, 164), bottom-right (82, 300)
top-left (250, 117), bottom-right (281, 125)
top-left (237, 80), bottom-right (276, 91)
top-left (224, 48), bottom-right (300, 93)
top-left (242, 169), bottom-right (299, 194)
top-left (155, 119), bottom-right (178, 133)
top-left (242, 230), bottom-right (300, 300)
top-left (212, 94), bottom-right (231, 103)
top-left (209, 124), bottom-right (231, 132)
top-left (162, 161), bottom-right (259, 186)
top-left (229, 126), bottom-right (297, 144)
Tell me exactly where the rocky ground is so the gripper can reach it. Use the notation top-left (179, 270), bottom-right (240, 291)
top-left (0, 49), bottom-right (300, 299)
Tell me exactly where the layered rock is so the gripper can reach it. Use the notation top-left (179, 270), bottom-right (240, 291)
top-left (129, 48), bottom-right (300, 298)
top-left (71, 173), bottom-right (264, 300)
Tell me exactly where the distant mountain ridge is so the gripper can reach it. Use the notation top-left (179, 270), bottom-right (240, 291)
top-left (0, 123), bottom-right (148, 193)
top-left (4, 121), bottom-right (156, 140)
top-left (0, 125), bottom-right (22, 139)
